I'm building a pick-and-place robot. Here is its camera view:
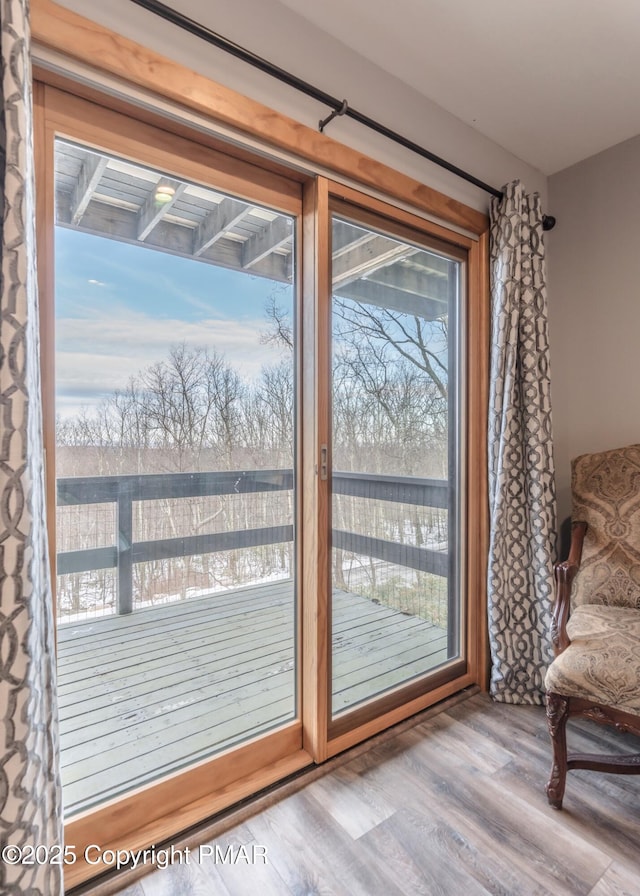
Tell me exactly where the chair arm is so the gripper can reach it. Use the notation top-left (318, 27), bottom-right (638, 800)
top-left (550, 520), bottom-right (587, 655)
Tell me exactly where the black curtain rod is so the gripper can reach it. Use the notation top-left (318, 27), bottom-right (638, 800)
top-left (128, 0), bottom-right (555, 231)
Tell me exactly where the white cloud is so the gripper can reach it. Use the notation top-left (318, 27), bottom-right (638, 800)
top-left (56, 309), bottom-right (288, 418)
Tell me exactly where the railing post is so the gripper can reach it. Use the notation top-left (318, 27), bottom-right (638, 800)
top-left (116, 479), bottom-right (133, 615)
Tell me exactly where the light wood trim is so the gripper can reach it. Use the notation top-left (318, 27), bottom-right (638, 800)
top-left (65, 724), bottom-right (310, 889)
top-left (322, 194), bottom-right (490, 744)
top-left (330, 196), bottom-right (469, 265)
top-left (329, 182), bottom-right (477, 250)
top-left (329, 661), bottom-right (467, 740)
top-left (34, 82), bottom-right (58, 615)
top-left (42, 85), bottom-right (301, 215)
top-left (467, 230), bottom-right (490, 690)
top-left (301, 177), bottom-right (331, 762)
top-left (326, 672), bottom-right (477, 757)
top-left (31, 0), bottom-right (489, 236)
top-left (293, 205), bottom-right (305, 738)
top-left (33, 63), bottom-right (309, 187)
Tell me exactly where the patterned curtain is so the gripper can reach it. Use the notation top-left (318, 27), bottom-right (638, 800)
top-left (1, 2), bottom-right (64, 893)
top-left (487, 180), bottom-right (557, 704)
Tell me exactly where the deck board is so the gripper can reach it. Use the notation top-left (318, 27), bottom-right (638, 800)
top-left (57, 580), bottom-right (448, 815)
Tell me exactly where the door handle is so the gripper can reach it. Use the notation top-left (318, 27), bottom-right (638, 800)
top-left (319, 444), bottom-right (328, 481)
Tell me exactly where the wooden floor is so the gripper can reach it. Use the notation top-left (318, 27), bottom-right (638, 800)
top-left (57, 581), bottom-right (448, 815)
top-left (95, 692), bottom-right (640, 896)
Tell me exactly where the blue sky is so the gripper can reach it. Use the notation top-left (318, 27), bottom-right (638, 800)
top-left (55, 227), bottom-right (292, 418)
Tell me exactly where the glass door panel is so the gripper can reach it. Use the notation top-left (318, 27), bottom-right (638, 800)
top-left (330, 213), bottom-right (463, 719)
top-left (54, 138), bottom-right (298, 815)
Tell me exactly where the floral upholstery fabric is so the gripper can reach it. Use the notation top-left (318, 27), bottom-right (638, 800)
top-left (571, 444), bottom-right (640, 609)
top-left (545, 605), bottom-right (640, 715)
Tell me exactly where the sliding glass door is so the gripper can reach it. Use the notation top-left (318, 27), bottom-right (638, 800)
top-left (329, 204), bottom-right (466, 730)
top-left (49, 112), bottom-right (301, 817)
top-left (36, 83), bottom-right (484, 889)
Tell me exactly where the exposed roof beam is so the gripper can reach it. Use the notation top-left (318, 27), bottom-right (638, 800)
top-left (69, 155), bottom-right (108, 225)
top-left (136, 180), bottom-right (187, 241)
top-left (335, 279), bottom-right (447, 320)
top-left (241, 217), bottom-right (292, 270)
top-left (332, 220), bottom-right (376, 256)
top-left (332, 236), bottom-right (415, 288)
top-left (56, 200), bottom-right (291, 285)
top-left (365, 264), bottom-right (451, 303)
top-left (390, 251), bottom-right (452, 278)
top-left (239, 251), bottom-right (292, 283)
top-left (192, 198), bottom-right (248, 257)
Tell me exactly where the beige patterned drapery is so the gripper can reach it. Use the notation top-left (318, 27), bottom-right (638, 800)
top-left (0, 1), bottom-right (63, 893)
top-left (487, 181), bottom-right (557, 704)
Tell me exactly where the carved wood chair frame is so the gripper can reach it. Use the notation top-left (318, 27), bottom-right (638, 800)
top-left (546, 521), bottom-right (640, 808)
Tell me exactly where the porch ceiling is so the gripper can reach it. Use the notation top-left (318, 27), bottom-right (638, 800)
top-left (54, 140), bottom-right (452, 319)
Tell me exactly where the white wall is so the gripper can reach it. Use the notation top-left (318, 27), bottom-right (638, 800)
top-left (548, 133), bottom-right (640, 524)
top-left (55, 0), bottom-right (547, 213)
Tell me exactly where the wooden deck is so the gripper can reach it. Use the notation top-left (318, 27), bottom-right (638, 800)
top-left (57, 581), bottom-right (448, 816)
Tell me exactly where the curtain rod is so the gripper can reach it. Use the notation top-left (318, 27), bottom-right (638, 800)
top-left (128, 0), bottom-right (556, 231)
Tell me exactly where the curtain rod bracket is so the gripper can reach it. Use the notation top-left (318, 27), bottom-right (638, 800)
top-left (319, 100), bottom-right (349, 133)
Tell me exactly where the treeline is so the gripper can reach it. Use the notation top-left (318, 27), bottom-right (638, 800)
top-left (56, 300), bottom-right (450, 622)
top-left (57, 342), bottom-right (448, 479)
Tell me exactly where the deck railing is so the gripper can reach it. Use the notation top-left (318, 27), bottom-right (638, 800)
top-left (57, 469), bottom-right (449, 616)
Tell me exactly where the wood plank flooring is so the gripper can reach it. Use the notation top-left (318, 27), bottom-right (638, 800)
top-left (88, 692), bottom-right (640, 896)
top-left (57, 581), bottom-right (448, 815)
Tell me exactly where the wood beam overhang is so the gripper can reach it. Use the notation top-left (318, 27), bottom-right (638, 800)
top-left (192, 197), bottom-right (249, 257)
top-left (331, 236), bottom-right (411, 289)
top-left (69, 153), bottom-right (108, 225)
top-left (334, 280), bottom-right (447, 320)
top-left (55, 203), bottom-right (293, 283)
top-left (241, 217), bottom-right (292, 270)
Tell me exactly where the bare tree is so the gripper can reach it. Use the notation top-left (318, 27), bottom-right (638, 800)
top-left (260, 292), bottom-right (293, 351)
top-left (333, 298), bottom-right (449, 401)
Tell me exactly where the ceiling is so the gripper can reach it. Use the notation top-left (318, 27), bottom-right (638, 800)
top-left (273, 0), bottom-right (640, 175)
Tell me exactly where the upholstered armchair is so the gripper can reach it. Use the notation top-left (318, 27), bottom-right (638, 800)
top-left (545, 443), bottom-right (640, 809)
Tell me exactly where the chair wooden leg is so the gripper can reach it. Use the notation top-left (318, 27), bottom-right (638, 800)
top-left (546, 692), bottom-right (570, 809)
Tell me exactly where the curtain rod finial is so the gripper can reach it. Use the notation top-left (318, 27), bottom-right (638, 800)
top-left (542, 215), bottom-right (556, 232)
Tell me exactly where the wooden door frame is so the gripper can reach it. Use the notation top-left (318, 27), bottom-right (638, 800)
top-left (35, 83), bottom-right (312, 890)
top-left (31, 3), bottom-right (489, 883)
top-left (322, 183), bottom-right (487, 757)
